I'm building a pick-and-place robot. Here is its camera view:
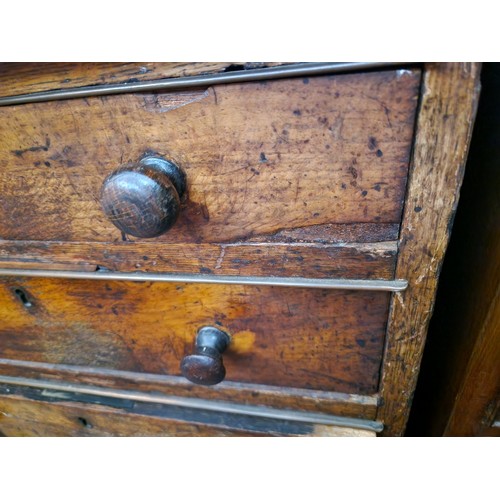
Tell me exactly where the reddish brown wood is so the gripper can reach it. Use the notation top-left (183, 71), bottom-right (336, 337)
top-left (0, 62), bottom-right (288, 98)
top-left (377, 63), bottom-right (482, 436)
top-left (0, 71), bottom-right (420, 248)
top-left (0, 240), bottom-right (398, 279)
top-left (0, 277), bottom-right (391, 395)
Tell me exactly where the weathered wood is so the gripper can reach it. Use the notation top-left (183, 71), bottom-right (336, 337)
top-left (0, 240), bottom-right (398, 278)
top-left (377, 63), bottom-right (482, 436)
top-left (311, 425), bottom-right (375, 436)
top-left (0, 71), bottom-right (420, 248)
top-left (0, 393), bottom-right (374, 437)
top-left (407, 63), bottom-right (500, 437)
top-left (0, 62), bottom-right (287, 98)
top-left (0, 277), bottom-right (391, 394)
top-left (0, 358), bottom-right (378, 418)
top-left (0, 394), bottom-right (269, 436)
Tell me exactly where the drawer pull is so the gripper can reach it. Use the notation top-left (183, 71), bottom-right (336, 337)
top-left (101, 155), bottom-right (186, 238)
top-left (180, 327), bottom-right (231, 386)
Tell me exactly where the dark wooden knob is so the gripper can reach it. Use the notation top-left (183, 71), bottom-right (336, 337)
top-left (180, 327), bottom-right (231, 386)
top-left (101, 155), bottom-right (186, 238)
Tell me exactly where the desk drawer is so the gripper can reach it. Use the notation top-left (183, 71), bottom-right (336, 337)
top-left (0, 277), bottom-right (390, 395)
top-left (0, 70), bottom-right (420, 276)
top-left (0, 392), bottom-right (376, 437)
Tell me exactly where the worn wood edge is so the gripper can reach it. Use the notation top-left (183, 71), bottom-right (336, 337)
top-left (0, 393), bottom-right (274, 437)
top-left (0, 392), bottom-right (376, 437)
top-left (0, 376), bottom-right (383, 432)
top-left (376, 63), bottom-right (482, 436)
top-left (311, 425), bottom-right (376, 437)
top-left (0, 240), bottom-right (399, 279)
top-left (0, 359), bottom-right (379, 419)
top-left (0, 62), bottom-right (411, 105)
top-left (0, 62), bottom-right (290, 99)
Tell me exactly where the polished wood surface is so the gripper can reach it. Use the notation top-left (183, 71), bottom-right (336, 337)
top-left (0, 277), bottom-right (390, 394)
top-left (0, 62), bottom-right (287, 98)
top-left (377, 63), bottom-right (482, 436)
top-left (0, 71), bottom-right (420, 247)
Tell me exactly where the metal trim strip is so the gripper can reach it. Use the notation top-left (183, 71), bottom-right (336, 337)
top-left (0, 62), bottom-right (412, 106)
top-left (0, 268), bottom-right (408, 291)
top-left (0, 375), bottom-right (383, 432)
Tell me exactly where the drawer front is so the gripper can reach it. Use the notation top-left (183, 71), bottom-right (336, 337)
top-left (0, 70), bottom-right (420, 272)
top-left (0, 277), bottom-right (390, 394)
top-left (0, 394), bottom-right (269, 436)
top-left (0, 393), bottom-right (376, 437)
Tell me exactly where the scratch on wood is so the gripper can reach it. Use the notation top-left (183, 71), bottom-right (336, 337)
top-left (215, 246), bottom-right (226, 269)
top-left (143, 89), bottom-right (209, 113)
top-left (395, 292), bottom-right (405, 310)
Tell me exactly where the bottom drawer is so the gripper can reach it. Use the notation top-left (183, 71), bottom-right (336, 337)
top-left (0, 393), bottom-right (376, 437)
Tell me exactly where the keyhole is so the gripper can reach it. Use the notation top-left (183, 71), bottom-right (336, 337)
top-left (14, 288), bottom-right (32, 308)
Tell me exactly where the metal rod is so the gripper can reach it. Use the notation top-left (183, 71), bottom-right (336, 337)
top-left (0, 62), bottom-right (411, 106)
top-left (0, 268), bottom-right (407, 291)
top-left (0, 375), bottom-right (383, 432)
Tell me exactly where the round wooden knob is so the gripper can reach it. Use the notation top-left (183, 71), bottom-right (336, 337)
top-left (101, 155), bottom-right (186, 238)
top-left (180, 327), bottom-right (231, 386)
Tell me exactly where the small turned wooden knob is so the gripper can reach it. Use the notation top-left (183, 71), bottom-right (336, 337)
top-left (180, 327), bottom-right (231, 386)
top-left (101, 155), bottom-right (186, 238)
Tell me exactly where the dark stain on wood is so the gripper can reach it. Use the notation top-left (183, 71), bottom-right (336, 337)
top-left (0, 71), bottom-right (420, 245)
top-left (0, 277), bottom-right (391, 394)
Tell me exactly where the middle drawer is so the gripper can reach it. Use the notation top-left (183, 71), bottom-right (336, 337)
top-left (0, 277), bottom-right (390, 395)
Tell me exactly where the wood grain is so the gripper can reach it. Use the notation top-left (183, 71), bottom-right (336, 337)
top-left (0, 240), bottom-right (398, 278)
top-left (0, 358), bottom-right (378, 418)
top-left (0, 62), bottom-right (287, 98)
top-left (0, 277), bottom-right (391, 394)
top-left (0, 394), bottom-right (269, 436)
top-left (0, 393), bottom-right (375, 437)
top-left (0, 71), bottom-right (420, 247)
top-left (438, 65), bottom-right (500, 436)
top-left (311, 425), bottom-right (375, 436)
top-left (377, 63), bottom-right (482, 436)
top-left (406, 63), bottom-right (500, 437)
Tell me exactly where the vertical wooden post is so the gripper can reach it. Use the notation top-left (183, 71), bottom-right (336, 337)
top-left (377, 63), bottom-right (482, 436)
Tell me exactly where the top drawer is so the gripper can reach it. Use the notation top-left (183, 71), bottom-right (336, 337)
top-left (0, 70), bottom-right (420, 245)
